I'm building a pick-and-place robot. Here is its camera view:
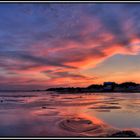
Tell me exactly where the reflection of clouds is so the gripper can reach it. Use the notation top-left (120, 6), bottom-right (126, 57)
top-left (0, 92), bottom-right (139, 135)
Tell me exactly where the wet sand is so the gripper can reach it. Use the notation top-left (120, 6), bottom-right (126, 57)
top-left (0, 92), bottom-right (140, 137)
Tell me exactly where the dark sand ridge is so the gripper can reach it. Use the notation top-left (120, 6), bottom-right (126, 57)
top-left (89, 105), bottom-right (121, 110)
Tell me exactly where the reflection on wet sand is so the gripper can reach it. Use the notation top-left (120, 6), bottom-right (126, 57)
top-left (0, 92), bottom-right (139, 137)
top-left (57, 114), bottom-right (119, 137)
top-left (59, 117), bottom-right (101, 133)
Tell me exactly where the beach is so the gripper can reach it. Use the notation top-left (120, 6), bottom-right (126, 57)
top-left (0, 92), bottom-right (139, 137)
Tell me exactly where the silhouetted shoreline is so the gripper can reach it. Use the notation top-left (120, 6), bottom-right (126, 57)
top-left (47, 82), bottom-right (140, 93)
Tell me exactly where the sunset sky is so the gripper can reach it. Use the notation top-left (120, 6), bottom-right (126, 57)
top-left (1, 3), bottom-right (140, 90)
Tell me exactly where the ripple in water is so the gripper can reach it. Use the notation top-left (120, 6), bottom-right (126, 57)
top-left (59, 117), bottom-right (101, 133)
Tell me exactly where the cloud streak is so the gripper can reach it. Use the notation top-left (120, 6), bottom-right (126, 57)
top-left (0, 3), bottom-right (140, 89)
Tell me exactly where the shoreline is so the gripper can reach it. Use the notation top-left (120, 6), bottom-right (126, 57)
top-left (47, 90), bottom-right (140, 94)
top-left (0, 90), bottom-right (140, 93)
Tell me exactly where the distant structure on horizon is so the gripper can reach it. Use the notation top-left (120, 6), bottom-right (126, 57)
top-left (103, 82), bottom-right (116, 91)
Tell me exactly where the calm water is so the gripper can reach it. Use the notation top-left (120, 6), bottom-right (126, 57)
top-left (0, 92), bottom-right (140, 136)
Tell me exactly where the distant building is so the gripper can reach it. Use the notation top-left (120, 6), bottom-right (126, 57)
top-left (103, 82), bottom-right (116, 91)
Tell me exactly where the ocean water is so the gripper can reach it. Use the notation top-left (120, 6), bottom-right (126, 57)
top-left (0, 92), bottom-right (140, 136)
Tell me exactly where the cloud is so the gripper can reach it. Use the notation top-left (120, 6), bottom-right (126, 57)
top-left (0, 4), bottom-right (140, 89)
top-left (0, 51), bottom-right (76, 70)
top-left (42, 70), bottom-right (89, 79)
top-left (41, 69), bottom-right (98, 88)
